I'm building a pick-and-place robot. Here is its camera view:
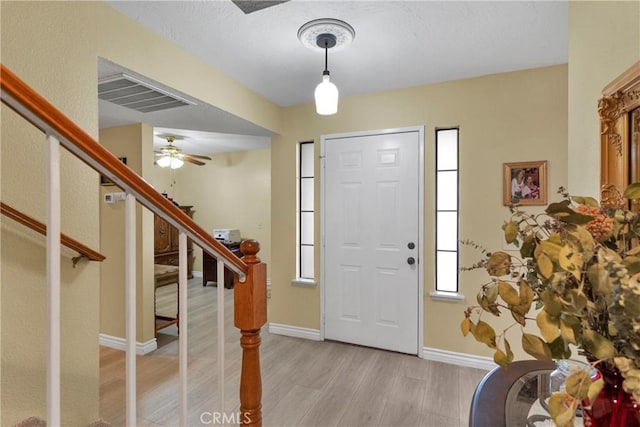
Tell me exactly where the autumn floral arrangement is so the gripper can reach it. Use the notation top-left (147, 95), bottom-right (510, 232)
top-left (461, 184), bottom-right (640, 426)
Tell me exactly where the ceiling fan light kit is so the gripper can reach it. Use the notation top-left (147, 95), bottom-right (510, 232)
top-left (298, 18), bottom-right (355, 116)
top-left (155, 135), bottom-right (211, 168)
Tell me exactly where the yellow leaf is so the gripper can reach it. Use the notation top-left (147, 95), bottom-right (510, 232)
top-left (549, 392), bottom-right (577, 427)
top-left (510, 309), bottom-right (526, 326)
top-left (498, 281), bottom-right (520, 306)
top-left (536, 311), bottom-right (560, 342)
top-left (623, 182), bottom-right (640, 199)
top-left (559, 244), bottom-right (583, 281)
top-left (574, 225), bottom-right (595, 253)
top-left (554, 406), bottom-right (577, 427)
top-left (486, 251), bottom-right (511, 277)
top-left (548, 392), bottom-right (577, 427)
top-left (521, 333), bottom-right (552, 360)
top-left (504, 221), bottom-right (519, 244)
top-left (471, 320), bottom-right (496, 349)
top-left (572, 196), bottom-right (599, 207)
top-left (564, 370), bottom-right (592, 400)
top-left (485, 282), bottom-right (499, 304)
top-left (504, 338), bottom-right (514, 363)
top-left (538, 233), bottom-right (563, 261)
top-left (582, 330), bottom-right (616, 360)
top-left (518, 279), bottom-right (533, 307)
top-left (540, 290), bottom-right (562, 316)
top-left (587, 377), bottom-right (604, 404)
top-left (560, 318), bottom-right (578, 345)
top-left (587, 263), bottom-right (611, 297)
top-left (548, 392), bottom-right (568, 417)
top-left (493, 349), bottom-right (508, 367)
top-left (461, 318), bottom-right (472, 337)
top-left (537, 253), bottom-right (554, 279)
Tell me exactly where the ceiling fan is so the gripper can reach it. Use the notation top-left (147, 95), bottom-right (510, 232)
top-left (154, 135), bottom-right (211, 168)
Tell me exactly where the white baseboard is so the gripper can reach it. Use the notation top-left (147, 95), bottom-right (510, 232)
top-left (268, 323), bottom-right (322, 341)
top-left (422, 347), bottom-right (495, 371)
top-left (99, 333), bottom-right (157, 355)
top-left (191, 270), bottom-right (203, 278)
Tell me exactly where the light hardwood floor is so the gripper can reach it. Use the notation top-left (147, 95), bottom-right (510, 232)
top-left (100, 279), bottom-right (488, 426)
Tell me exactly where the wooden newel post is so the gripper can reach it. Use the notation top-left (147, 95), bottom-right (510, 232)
top-left (235, 239), bottom-right (267, 426)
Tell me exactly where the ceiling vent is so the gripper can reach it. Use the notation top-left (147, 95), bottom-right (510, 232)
top-left (98, 74), bottom-right (195, 113)
top-left (231, 0), bottom-right (289, 14)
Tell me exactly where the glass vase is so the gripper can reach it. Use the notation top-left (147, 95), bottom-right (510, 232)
top-left (582, 362), bottom-right (640, 427)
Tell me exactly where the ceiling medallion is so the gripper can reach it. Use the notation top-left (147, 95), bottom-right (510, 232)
top-left (297, 18), bottom-right (355, 52)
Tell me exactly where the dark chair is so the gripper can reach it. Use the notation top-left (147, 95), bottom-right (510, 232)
top-left (469, 360), bottom-right (555, 427)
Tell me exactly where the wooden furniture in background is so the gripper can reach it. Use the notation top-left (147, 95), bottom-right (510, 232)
top-left (599, 61), bottom-right (640, 207)
top-left (203, 242), bottom-right (242, 288)
top-left (154, 264), bottom-right (179, 335)
top-left (154, 205), bottom-right (194, 278)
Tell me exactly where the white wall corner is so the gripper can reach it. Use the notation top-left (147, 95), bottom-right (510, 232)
top-left (99, 333), bottom-right (158, 355)
top-left (268, 323), bottom-right (322, 341)
top-left (422, 347), bottom-right (495, 371)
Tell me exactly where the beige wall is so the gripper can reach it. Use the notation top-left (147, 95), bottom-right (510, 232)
top-left (99, 124), bottom-right (156, 343)
top-left (0, 1), bottom-right (279, 425)
top-left (173, 149), bottom-right (272, 274)
top-left (1, 1), bottom-right (638, 423)
top-left (568, 1), bottom-right (640, 196)
top-left (270, 65), bottom-right (569, 360)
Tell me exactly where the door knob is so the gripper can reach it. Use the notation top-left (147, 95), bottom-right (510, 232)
top-left (408, 242), bottom-right (415, 250)
top-left (407, 257), bottom-right (416, 265)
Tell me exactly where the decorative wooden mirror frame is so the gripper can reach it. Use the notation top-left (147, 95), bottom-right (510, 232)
top-left (599, 61), bottom-right (640, 208)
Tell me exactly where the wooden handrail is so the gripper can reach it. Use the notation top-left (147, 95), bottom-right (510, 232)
top-left (1, 201), bottom-right (106, 263)
top-left (0, 64), bottom-right (247, 278)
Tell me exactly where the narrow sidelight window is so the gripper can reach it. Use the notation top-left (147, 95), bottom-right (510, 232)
top-left (298, 141), bottom-right (315, 280)
top-left (435, 128), bottom-right (459, 293)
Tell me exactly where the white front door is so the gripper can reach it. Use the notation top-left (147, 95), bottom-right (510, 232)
top-left (322, 128), bottom-right (422, 354)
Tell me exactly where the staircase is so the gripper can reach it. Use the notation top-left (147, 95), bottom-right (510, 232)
top-left (1, 64), bottom-right (267, 426)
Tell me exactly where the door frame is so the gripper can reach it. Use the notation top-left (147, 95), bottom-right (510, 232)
top-left (319, 126), bottom-right (425, 355)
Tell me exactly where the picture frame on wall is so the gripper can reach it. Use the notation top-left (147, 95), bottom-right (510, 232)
top-left (100, 157), bottom-right (127, 185)
top-left (503, 160), bottom-right (547, 205)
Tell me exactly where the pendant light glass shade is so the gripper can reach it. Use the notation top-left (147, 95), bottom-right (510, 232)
top-left (156, 155), bottom-right (171, 168)
top-left (315, 73), bottom-right (338, 115)
top-left (156, 155), bottom-right (184, 169)
top-left (169, 157), bottom-right (184, 169)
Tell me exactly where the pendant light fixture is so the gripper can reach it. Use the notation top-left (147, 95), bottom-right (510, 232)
top-left (298, 18), bottom-right (355, 116)
top-left (314, 34), bottom-right (338, 115)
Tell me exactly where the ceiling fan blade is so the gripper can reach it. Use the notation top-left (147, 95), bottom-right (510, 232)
top-left (182, 157), bottom-right (206, 166)
top-left (183, 153), bottom-right (212, 160)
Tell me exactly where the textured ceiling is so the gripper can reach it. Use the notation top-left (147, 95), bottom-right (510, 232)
top-left (101, 0), bottom-right (568, 154)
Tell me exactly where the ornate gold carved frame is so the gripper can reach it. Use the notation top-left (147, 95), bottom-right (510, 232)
top-left (599, 61), bottom-right (640, 207)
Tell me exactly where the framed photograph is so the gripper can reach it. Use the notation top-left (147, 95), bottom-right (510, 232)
top-left (100, 157), bottom-right (127, 185)
top-left (503, 160), bottom-right (547, 205)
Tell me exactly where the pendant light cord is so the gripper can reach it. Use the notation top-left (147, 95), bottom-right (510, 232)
top-left (324, 40), bottom-right (329, 75)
